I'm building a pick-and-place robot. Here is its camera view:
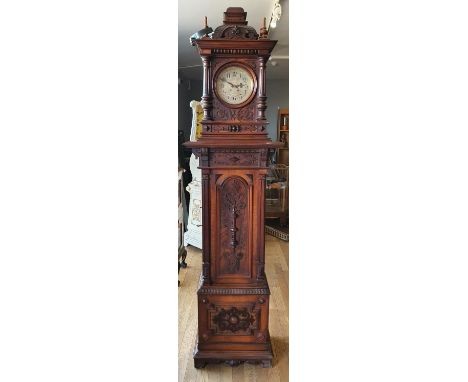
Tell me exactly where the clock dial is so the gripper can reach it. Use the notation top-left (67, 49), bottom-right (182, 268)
top-left (215, 65), bottom-right (255, 105)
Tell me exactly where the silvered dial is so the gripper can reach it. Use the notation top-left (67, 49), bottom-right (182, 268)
top-left (215, 65), bottom-right (254, 105)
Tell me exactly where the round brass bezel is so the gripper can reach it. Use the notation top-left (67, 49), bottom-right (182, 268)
top-left (213, 62), bottom-right (257, 109)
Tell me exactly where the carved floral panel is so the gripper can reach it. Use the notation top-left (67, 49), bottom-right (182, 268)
top-left (208, 305), bottom-right (260, 336)
top-left (217, 176), bottom-right (250, 276)
top-left (212, 98), bottom-right (256, 121)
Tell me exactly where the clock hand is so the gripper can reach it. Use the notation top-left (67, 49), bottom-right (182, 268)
top-left (221, 78), bottom-right (236, 87)
top-left (231, 81), bottom-right (247, 88)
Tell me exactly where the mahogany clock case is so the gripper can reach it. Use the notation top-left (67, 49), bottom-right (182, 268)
top-left (183, 7), bottom-right (283, 369)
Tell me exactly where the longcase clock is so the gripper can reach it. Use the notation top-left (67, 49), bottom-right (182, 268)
top-left (184, 7), bottom-right (282, 368)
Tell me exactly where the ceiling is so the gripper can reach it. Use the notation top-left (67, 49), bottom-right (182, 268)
top-left (178, 0), bottom-right (289, 81)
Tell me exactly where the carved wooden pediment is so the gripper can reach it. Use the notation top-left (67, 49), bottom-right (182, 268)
top-left (212, 7), bottom-right (259, 40)
top-left (212, 24), bottom-right (259, 40)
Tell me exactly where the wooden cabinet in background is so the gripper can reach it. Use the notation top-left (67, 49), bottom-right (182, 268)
top-left (178, 167), bottom-right (187, 285)
top-left (184, 100), bottom-right (203, 249)
top-left (276, 108), bottom-right (289, 166)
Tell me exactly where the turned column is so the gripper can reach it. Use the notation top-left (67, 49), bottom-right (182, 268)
top-left (256, 56), bottom-right (267, 121)
top-left (201, 56), bottom-right (213, 121)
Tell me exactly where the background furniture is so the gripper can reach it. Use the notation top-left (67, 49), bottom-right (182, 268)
top-left (276, 108), bottom-right (289, 166)
top-left (178, 167), bottom-right (187, 286)
top-left (178, 129), bottom-right (191, 221)
top-left (265, 164), bottom-right (289, 227)
top-left (184, 101), bottom-right (203, 249)
top-left (266, 107), bottom-right (289, 228)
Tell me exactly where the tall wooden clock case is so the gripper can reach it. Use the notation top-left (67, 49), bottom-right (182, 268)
top-left (185, 7), bottom-right (282, 368)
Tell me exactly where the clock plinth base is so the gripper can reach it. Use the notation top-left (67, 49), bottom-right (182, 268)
top-left (193, 335), bottom-right (273, 369)
top-left (194, 274), bottom-right (273, 368)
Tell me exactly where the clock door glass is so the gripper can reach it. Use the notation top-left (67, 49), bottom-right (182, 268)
top-left (215, 66), bottom-right (254, 105)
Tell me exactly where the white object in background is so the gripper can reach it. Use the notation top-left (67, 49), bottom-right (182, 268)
top-left (269, 0), bottom-right (282, 28)
top-left (184, 100), bottom-right (203, 249)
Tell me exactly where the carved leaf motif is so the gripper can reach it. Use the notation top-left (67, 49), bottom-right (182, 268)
top-left (212, 98), bottom-right (256, 121)
top-left (237, 106), bottom-right (255, 120)
top-left (215, 108), bottom-right (227, 119)
top-left (224, 250), bottom-right (243, 273)
top-left (220, 177), bottom-right (248, 274)
top-left (211, 150), bottom-right (260, 166)
top-left (212, 25), bottom-right (259, 40)
top-left (223, 179), bottom-right (247, 211)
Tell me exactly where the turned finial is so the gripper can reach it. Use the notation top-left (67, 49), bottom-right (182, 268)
top-left (259, 16), bottom-right (268, 39)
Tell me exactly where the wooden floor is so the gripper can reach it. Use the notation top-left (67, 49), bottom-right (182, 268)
top-left (178, 234), bottom-right (289, 382)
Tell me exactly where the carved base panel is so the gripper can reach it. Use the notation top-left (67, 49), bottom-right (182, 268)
top-left (194, 279), bottom-right (272, 368)
top-left (197, 292), bottom-right (270, 343)
top-left (193, 336), bottom-right (273, 369)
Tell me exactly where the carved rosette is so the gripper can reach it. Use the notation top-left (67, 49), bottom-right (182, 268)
top-left (212, 307), bottom-right (255, 333)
